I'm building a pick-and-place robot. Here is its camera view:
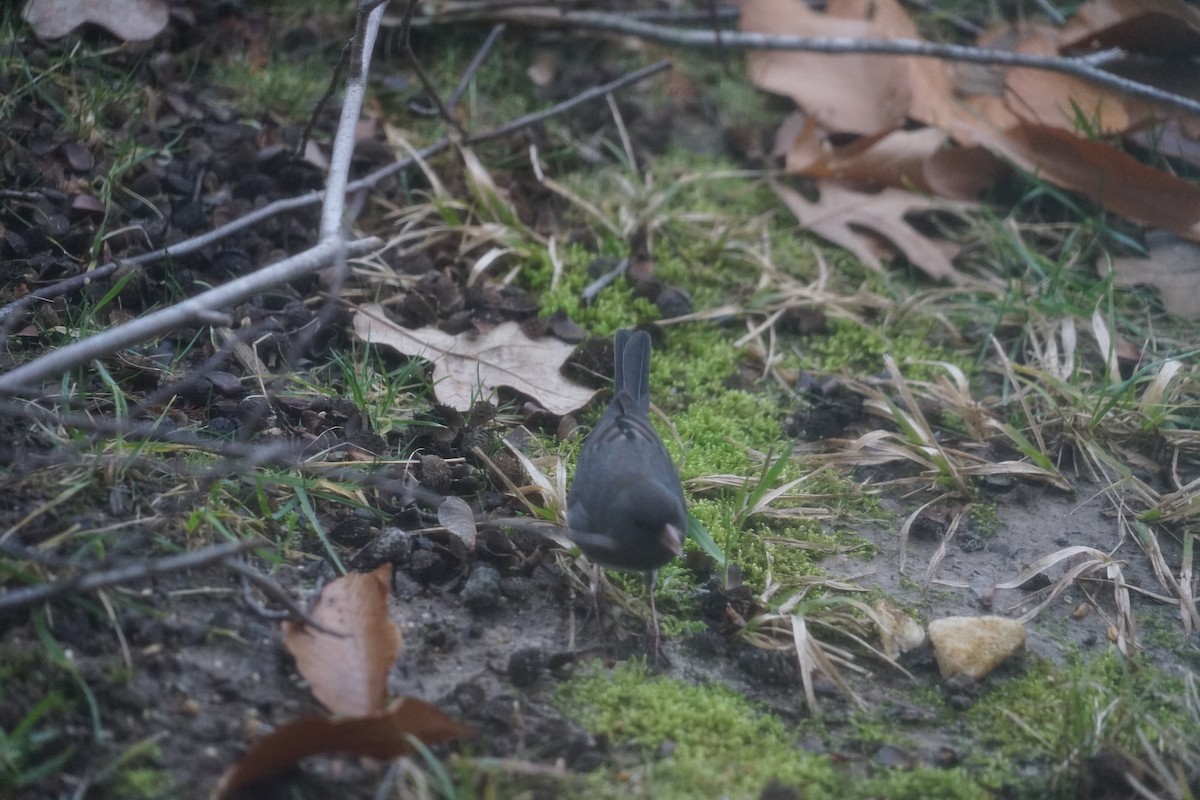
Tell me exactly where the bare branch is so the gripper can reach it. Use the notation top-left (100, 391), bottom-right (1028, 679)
top-left (226, 558), bottom-right (344, 635)
top-left (0, 237), bottom-right (381, 394)
top-left (322, 0), bottom-right (390, 241)
top-left (416, 7), bottom-right (1200, 117)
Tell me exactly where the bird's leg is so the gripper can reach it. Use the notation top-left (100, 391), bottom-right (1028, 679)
top-left (586, 560), bottom-right (605, 633)
top-left (646, 570), bottom-right (663, 665)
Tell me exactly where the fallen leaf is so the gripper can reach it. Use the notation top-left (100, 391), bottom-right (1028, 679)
top-left (1108, 231), bottom-right (1200, 319)
top-left (213, 698), bottom-right (471, 798)
top-left (1059, 0), bottom-right (1200, 57)
top-left (980, 122), bottom-right (1200, 240)
top-left (23, 0), bottom-right (169, 40)
top-left (782, 125), bottom-right (1003, 200)
top-left (437, 496), bottom-right (477, 551)
top-left (772, 180), bottom-right (974, 282)
top-left (282, 564), bottom-right (401, 718)
top-left (742, 0), bottom-right (974, 136)
top-left (1002, 25), bottom-right (1131, 134)
top-left (353, 305), bottom-right (598, 415)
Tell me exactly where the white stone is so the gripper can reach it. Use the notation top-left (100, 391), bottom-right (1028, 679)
top-left (927, 615), bottom-right (1026, 680)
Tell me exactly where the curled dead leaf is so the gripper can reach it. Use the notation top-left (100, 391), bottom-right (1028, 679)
top-left (1003, 26), bottom-right (1131, 134)
top-left (1059, 0), bottom-right (1200, 57)
top-left (742, 0), bottom-right (975, 136)
top-left (213, 698), bottom-right (471, 798)
top-left (984, 122), bottom-right (1200, 240)
top-left (781, 124), bottom-right (1003, 200)
top-left (282, 564), bottom-right (401, 718)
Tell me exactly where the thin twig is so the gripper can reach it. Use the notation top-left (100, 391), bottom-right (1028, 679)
top-left (581, 257), bottom-right (629, 304)
top-left (448, 23), bottom-right (505, 113)
top-left (0, 540), bottom-right (255, 612)
top-left (296, 40), bottom-right (352, 160)
top-left (322, 0), bottom-right (390, 241)
top-left (1032, 0), bottom-right (1068, 26)
top-left (416, 7), bottom-right (1200, 117)
top-left (0, 0), bottom-right (388, 392)
top-left (462, 59), bottom-right (671, 146)
top-left (0, 399), bottom-right (308, 462)
top-left (0, 237), bottom-right (381, 393)
top-left (396, 0), bottom-right (467, 138)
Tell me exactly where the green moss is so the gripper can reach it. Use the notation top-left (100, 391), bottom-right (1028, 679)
top-left (858, 769), bottom-right (991, 800)
top-left (556, 661), bottom-right (994, 800)
top-left (101, 768), bottom-right (173, 800)
top-left (968, 502), bottom-right (999, 537)
top-left (796, 318), bottom-right (971, 380)
top-left (210, 59), bottom-right (332, 121)
top-left (537, 246), bottom-right (661, 333)
top-left (555, 661), bottom-right (838, 799)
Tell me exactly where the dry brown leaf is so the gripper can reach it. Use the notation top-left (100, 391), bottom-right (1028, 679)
top-left (746, 0), bottom-right (1200, 245)
top-left (784, 126), bottom-right (1003, 200)
top-left (282, 564), bottom-right (401, 718)
top-left (772, 180), bottom-right (973, 282)
top-left (1059, 0), bottom-right (1200, 56)
top-left (1003, 25), bottom-right (1131, 134)
top-left (923, 145), bottom-right (1008, 200)
top-left (212, 698), bottom-right (471, 798)
top-left (798, 127), bottom-right (937, 189)
top-left (353, 305), bottom-right (598, 415)
top-left (1108, 231), bottom-right (1200, 320)
top-left (741, 0), bottom-right (910, 135)
top-left (978, 122), bottom-right (1200, 240)
top-left (23, 0), bottom-right (169, 40)
top-left (742, 0), bottom-right (974, 136)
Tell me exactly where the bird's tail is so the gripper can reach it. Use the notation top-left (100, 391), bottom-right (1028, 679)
top-left (613, 328), bottom-right (652, 413)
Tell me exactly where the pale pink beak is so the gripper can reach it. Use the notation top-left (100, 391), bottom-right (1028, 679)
top-left (661, 523), bottom-right (685, 557)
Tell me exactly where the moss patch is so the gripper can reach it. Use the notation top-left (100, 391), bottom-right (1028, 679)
top-left (556, 660), bottom-right (992, 800)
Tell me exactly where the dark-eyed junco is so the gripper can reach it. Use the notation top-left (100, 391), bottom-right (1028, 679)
top-left (566, 328), bottom-right (687, 655)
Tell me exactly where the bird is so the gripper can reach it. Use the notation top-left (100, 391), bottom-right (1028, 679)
top-left (566, 328), bottom-right (687, 658)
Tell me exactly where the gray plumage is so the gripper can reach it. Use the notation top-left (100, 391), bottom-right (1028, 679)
top-left (566, 329), bottom-right (687, 573)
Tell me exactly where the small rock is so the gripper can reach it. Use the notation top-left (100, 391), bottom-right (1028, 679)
top-left (460, 563), bottom-right (501, 613)
top-left (927, 615), bottom-right (1026, 680)
top-left (507, 648), bottom-right (546, 687)
top-left (872, 599), bottom-right (926, 659)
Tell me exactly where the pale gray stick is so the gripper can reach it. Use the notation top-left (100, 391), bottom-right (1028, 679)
top-left (419, 7), bottom-right (1200, 117)
top-left (0, 237), bottom-right (380, 393)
